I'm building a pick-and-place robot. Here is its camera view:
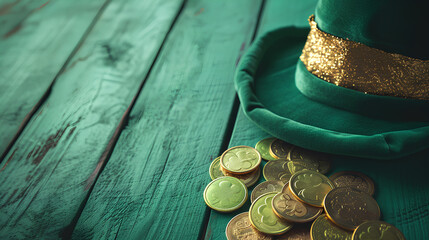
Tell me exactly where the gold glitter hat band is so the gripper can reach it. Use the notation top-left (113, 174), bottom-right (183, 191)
top-left (300, 15), bottom-right (429, 100)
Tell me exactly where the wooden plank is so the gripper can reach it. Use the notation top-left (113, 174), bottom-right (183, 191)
top-left (0, 0), bottom-right (110, 160)
top-left (205, 1), bottom-right (429, 240)
top-left (72, 0), bottom-right (262, 239)
top-left (204, 0), bottom-right (317, 239)
top-left (0, 0), bottom-right (52, 37)
top-left (0, 0), bottom-right (184, 238)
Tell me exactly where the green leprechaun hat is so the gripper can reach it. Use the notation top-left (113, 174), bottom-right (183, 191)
top-left (235, 0), bottom-right (429, 160)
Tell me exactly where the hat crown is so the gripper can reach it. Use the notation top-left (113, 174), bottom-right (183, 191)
top-left (315, 0), bottom-right (429, 60)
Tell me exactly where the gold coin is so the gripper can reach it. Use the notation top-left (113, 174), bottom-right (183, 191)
top-left (324, 187), bottom-right (380, 231)
top-left (226, 212), bottom-right (273, 240)
top-left (329, 171), bottom-right (375, 196)
top-left (269, 139), bottom-right (294, 159)
top-left (276, 223), bottom-right (311, 240)
top-left (249, 193), bottom-right (293, 235)
top-left (209, 156), bottom-right (224, 180)
top-left (311, 214), bottom-right (353, 240)
top-left (251, 181), bottom-right (284, 203)
top-left (256, 138), bottom-right (278, 161)
top-left (221, 166), bottom-right (261, 188)
top-left (289, 170), bottom-right (334, 207)
top-left (272, 183), bottom-right (322, 223)
top-left (288, 147), bottom-right (330, 174)
top-left (352, 221), bottom-right (406, 240)
top-left (221, 146), bottom-right (262, 174)
top-left (203, 176), bottom-right (248, 212)
top-left (263, 159), bottom-right (292, 184)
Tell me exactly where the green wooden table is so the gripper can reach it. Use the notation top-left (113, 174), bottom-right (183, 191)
top-left (0, 0), bottom-right (427, 239)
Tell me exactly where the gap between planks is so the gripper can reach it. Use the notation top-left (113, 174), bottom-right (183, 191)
top-left (197, 1), bottom-right (266, 239)
top-left (59, 1), bottom-right (187, 239)
top-left (0, 0), bottom-right (113, 164)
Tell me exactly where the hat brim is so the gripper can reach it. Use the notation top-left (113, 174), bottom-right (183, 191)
top-left (235, 27), bottom-right (429, 160)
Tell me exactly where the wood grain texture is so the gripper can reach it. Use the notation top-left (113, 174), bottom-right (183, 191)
top-left (0, 0), bottom-right (184, 238)
top-left (72, 0), bottom-right (262, 239)
top-left (0, 0), bottom-right (50, 37)
top-left (204, 0), bottom-right (317, 239)
top-left (0, 0), bottom-right (108, 160)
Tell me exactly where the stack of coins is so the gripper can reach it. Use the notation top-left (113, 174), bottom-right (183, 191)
top-left (203, 138), bottom-right (406, 240)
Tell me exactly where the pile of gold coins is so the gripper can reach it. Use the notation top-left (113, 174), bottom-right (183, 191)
top-left (203, 138), bottom-right (406, 240)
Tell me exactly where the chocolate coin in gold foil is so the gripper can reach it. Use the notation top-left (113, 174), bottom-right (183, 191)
top-left (324, 187), bottom-right (380, 230)
top-left (276, 223), bottom-right (312, 240)
top-left (272, 183), bottom-right (322, 223)
top-left (329, 171), bottom-right (375, 196)
top-left (352, 221), bottom-right (405, 240)
top-left (288, 147), bottom-right (330, 174)
top-left (251, 181), bottom-right (284, 203)
top-left (269, 139), bottom-right (293, 159)
top-left (209, 156), bottom-right (224, 180)
top-left (249, 193), bottom-right (293, 235)
top-left (256, 138), bottom-right (278, 161)
top-left (221, 166), bottom-right (261, 188)
top-left (263, 159), bottom-right (292, 184)
top-left (226, 212), bottom-right (273, 240)
top-left (221, 146), bottom-right (261, 174)
top-left (289, 170), bottom-right (334, 207)
top-left (311, 214), bottom-right (352, 240)
top-left (203, 176), bottom-right (248, 212)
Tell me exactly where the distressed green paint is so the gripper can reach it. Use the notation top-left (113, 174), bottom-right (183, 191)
top-left (72, 0), bottom-right (262, 239)
top-left (0, 0), bottom-right (50, 37)
top-left (204, 0), bottom-right (317, 239)
top-left (0, 0), bottom-right (183, 238)
top-left (0, 0), bottom-right (107, 158)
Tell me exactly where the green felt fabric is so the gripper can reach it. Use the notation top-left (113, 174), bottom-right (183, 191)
top-left (234, 26), bottom-right (429, 239)
top-left (295, 60), bottom-right (429, 122)
top-left (315, 0), bottom-right (429, 60)
top-left (235, 27), bottom-right (429, 160)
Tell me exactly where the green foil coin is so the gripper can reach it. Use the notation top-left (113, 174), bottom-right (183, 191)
top-left (352, 221), bottom-right (405, 240)
top-left (289, 170), bottom-right (334, 207)
top-left (209, 156), bottom-right (224, 180)
top-left (255, 138), bottom-right (278, 161)
top-left (311, 214), bottom-right (352, 240)
top-left (221, 146), bottom-right (261, 174)
top-left (249, 192), bottom-right (293, 235)
top-left (262, 159), bottom-right (292, 184)
top-left (203, 176), bottom-right (248, 212)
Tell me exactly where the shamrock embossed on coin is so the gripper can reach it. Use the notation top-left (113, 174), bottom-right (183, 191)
top-left (289, 170), bottom-right (334, 207)
top-left (249, 193), bottom-right (293, 235)
top-left (221, 146), bottom-right (261, 174)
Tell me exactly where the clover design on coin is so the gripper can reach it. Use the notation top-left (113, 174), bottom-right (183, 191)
top-left (249, 193), bottom-right (293, 235)
top-left (287, 160), bottom-right (319, 174)
top-left (277, 193), bottom-right (307, 217)
top-left (258, 196), bottom-right (277, 226)
top-left (290, 170), bottom-right (334, 207)
top-left (226, 212), bottom-right (273, 240)
top-left (226, 152), bottom-right (252, 171)
top-left (352, 221), bottom-right (405, 240)
top-left (203, 176), bottom-right (247, 212)
top-left (358, 225), bottom-right (394, 240)
top-left (262, 183), bottom-right (277, 192)
top-left (278, 161), bottom-right (291, 182)
top-left (311, 215), bottom-right (353, 240)
top-left (209, 180), bottom-right (242, 206)
top-left (235, 216), bottom-right (250, 229)
top-left (295, 173), bottom-right (325, 200)
top-left (251, 181), bottom-right (284, 203)
top-left (221, 146), bottom-right (261, 174)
